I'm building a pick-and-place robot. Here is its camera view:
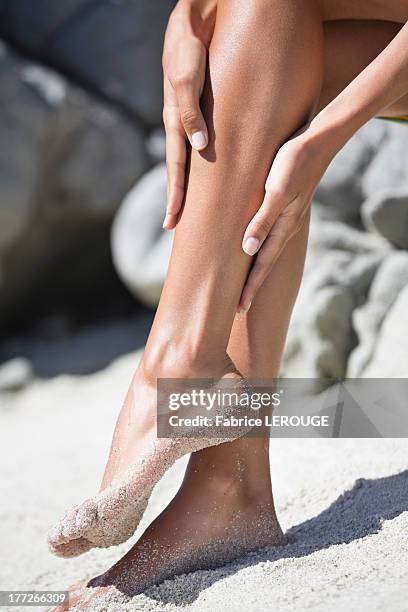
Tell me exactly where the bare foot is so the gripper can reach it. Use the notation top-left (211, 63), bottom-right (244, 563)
top-left (53, 452), bottom-right (285, 610)
top-left (48, 354), bottom-right (250, 558)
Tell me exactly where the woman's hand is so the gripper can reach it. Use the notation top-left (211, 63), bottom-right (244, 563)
top-left (162, 1), bottom-right (216, 230)
top-left (239, 128), bottom-right (333, 312)
top-left (238, 19), bottom-right (408, 311)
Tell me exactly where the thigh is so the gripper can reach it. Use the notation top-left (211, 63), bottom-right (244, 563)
top-left (318, 19), bottom-right (408, 116)
top-left (321, 0), bottom-right (408, 23)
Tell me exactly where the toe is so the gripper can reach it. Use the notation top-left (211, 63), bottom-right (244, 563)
top-left (47, 524), bottom-right (62, 549)
top-left (75, 498), bottom-right (98, 530)
top-left (50, 580), bottom-right (88, 611)
top-left (49, 505), bottom-right (77, 547)
top-left (49, 536), bottom-right (92, 559)
top-left (48, 499), bottom-right (99, 558)
top-left (61, 506), bottom-right (80, 540)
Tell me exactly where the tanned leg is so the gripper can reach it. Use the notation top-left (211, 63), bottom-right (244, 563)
top-left (50, 6), bottom-right (408, 601)
top-left (51, 1), bottom-right (324, 603)
top-left (173, 19), bottom-right (408, 576)
top-left (77, 16), bottom-right (408, 601)
top-left (183, 18), bottom-right (408, 546)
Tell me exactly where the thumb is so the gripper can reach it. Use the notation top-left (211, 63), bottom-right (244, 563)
top-left (242, 190), bottom-right (283, 256)
top-left (172, 75), bottom-right (208, 150)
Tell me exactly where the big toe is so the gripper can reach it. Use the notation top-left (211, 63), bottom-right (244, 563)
top-left (48, 536), bottom-right (92, 558)
top-left (75, 497), bottom-right (98, 530)
top-left (48, 497), bottom-right (98, 558)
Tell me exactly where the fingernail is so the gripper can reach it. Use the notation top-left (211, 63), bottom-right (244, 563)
top-left (162, 214), bottom-right (172, 229)
top-left (237, 301), bottom-right (252, 314)
top-left (243, 237), bottom-right (260, 256)
top-left (191, 131), bottom-right (207, 150)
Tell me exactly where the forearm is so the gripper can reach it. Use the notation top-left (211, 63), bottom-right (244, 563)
top-left (170, 0), bottom-right (217, 46)
top-left (307, 21), bottom-right (408, 154)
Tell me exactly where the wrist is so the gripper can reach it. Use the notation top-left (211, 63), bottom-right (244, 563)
top-left (302, 110), bottom-right (352, 160)
top-left (305, 88), bottom-right (380, 158)
top-left (174, 0), bottom-right (216, 46)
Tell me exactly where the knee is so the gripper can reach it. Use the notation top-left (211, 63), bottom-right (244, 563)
top-left (228, 0), bottom-right (324, 41)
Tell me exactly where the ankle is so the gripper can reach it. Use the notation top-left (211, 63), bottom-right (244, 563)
top-left (187, 452), bottom-right (274, 507)
top-left (140, 337), bottom-right (236, 385)
top-left (209, 470), bottom-right (274, 507)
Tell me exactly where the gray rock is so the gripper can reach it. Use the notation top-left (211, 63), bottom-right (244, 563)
top-left (315, 121), bottom-right (388, 222)
top-left (362, 122), bottom-right (408, 197)
top-left (0, 45), bottom-right (147, 325)
top-left (283, 254), bottom-right (382, 385)
top-left (0, 43), bottom-right (50, 251)
top-left (0, 357), bottom-right (32, 391)
top-left (308, 216), bottom-right (391, 258)
top-left (360, 285), bottom-right (408, 377)
top-left (362, 188), bottom-right (408, 249)
top-left (0, 0), bottom-right (177, 127)
top-left (38, 87), bottom-right (147, 217)
top-left (112, 163), bottom-right (172, 307)
top-left (146, 127), bottom-right (166, 163)
top-left (347, 252), bottom-right (408, 377)
top-left (306, 218), bottom-right (390, 300)
top-left (282, 285), bottom-right (354, 384)
top-left (0, 1), bottom-right (87, 46)
top-left (304, 249), bottom-right (383, 305)
top-left (283, 215), bottom-right (391, 384)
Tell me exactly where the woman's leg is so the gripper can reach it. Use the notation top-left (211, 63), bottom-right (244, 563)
top-left (317, 19), bottom-right (408, 115)
top-left (175, 18), bottom-right (408, 566)
top-left (50, 0), bottom-right (324, 561)
top-left (99, 0), bottom-right (323, 493)
top-left (51, 7), bottom-right (408, 607)
top-left (47, 0), bottom-right (324, 595)
top-left (81, 223), bottom-right (310, 603)
top-left (189, 17), bottom-right (408, 509)
top-left (82, 15), bottom-right (408, 596)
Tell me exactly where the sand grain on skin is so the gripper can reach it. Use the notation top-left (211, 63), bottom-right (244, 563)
top-left (48, 374), bottom-right (252, 557)
top-left (1, 353), bottom-right (407, 612)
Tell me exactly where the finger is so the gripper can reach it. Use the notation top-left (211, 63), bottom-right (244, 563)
top-left (239, 215), bottom-right (298, 311)
top-left (242, 186), bottom-right (288, 257)
top-left (163, 108), bottom-right (187, 229)
top-left (171, 74), bottom-right (208, 150)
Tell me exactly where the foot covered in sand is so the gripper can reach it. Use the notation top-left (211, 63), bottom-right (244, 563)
top-left (52, 453), bottom-right (285, 610)
top-left (48, 360), bottom-right (251, 558)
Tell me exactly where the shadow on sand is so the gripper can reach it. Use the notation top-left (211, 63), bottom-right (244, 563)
top-left (145, 469), bottom-right (408, 606)
top-left (0, 312), bottom-right (154, 377)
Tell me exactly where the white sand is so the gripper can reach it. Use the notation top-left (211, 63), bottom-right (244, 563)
top-left (1, 352), bottom-right (407, 612)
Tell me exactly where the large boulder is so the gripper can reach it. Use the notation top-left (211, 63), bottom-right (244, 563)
top-left (362, 122), bottom-right (408, 198)
top-left (112, 163), bottom-right (172, 308)
top-left (0, 357), bottom-right (32, 391)
top-left (308, 207), bottom-right (391, 258)
top-left (315, 121), bottom-right (388, 223)
top-left (347, 252), bottom-right (408, 377)
top-left (362, 188), bottom-right (408, 249)
top-left (0, 0), bottom-right (176, 127)
top-left (359, 285), bottom-right (408, 377)
top-left (0, 44), bottom-right (51, 252)
top-left (0, 44), bottom-right (147, 328)
top-left (282, 284), bottom-right (354, 382)
top-left (282, 216), bottom-right (390, 384)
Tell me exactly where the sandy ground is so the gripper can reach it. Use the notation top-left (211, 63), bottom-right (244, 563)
top-left (1, 351), bottom-right (407, 612)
